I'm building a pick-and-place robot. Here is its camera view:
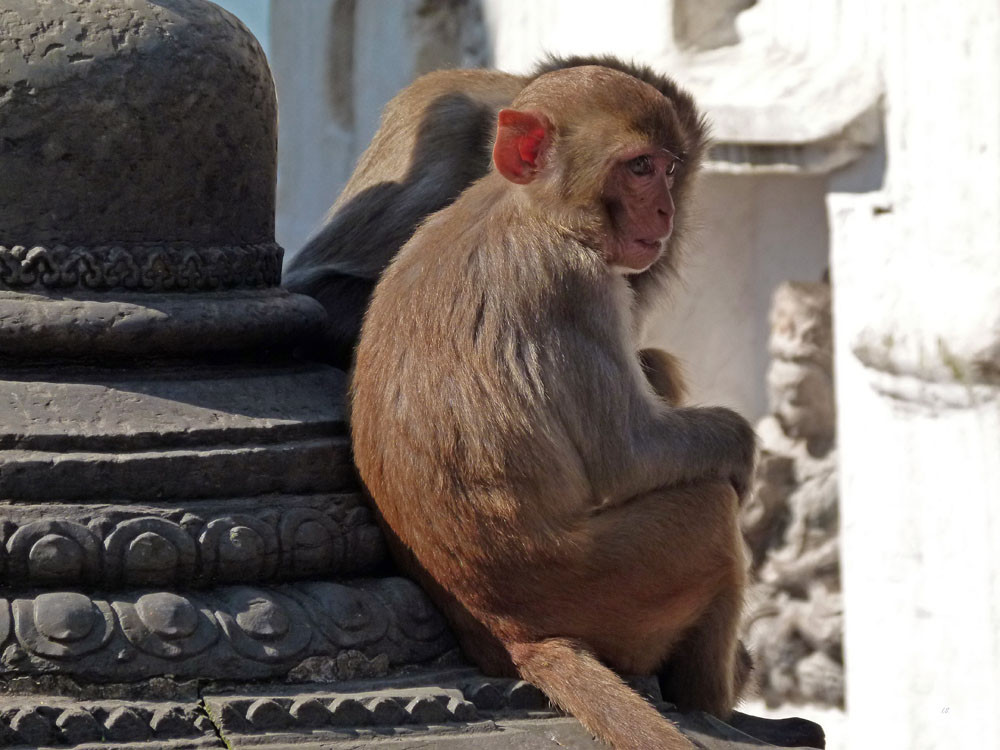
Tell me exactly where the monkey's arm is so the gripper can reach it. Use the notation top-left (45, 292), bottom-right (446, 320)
top-left (626, 404), bottom-right (756, 504)
top-left (574, 344), bottom-right (755, 508)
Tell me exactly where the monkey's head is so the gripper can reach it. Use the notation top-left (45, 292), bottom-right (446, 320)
top-left (492, 65), bottom-right (696, 275)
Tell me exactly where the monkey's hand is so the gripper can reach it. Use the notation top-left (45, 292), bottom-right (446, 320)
top-left (690, 406), bottom-right (757, 506)
top-left (638, 347), bottom-right (687, 407)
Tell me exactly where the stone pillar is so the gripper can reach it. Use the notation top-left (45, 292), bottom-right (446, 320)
top-left (829, 2), bottom-right (1000, 748)
top-left (0, 0), bottom-right (451, 709)
top-left (742, 282), bottom-right (843, 709)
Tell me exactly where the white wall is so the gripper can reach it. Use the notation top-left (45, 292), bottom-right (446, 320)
top-left (649, 173), bottom-right (830, 419)
top-left (829, 2), bottom-right (1000, 748)
top-left (270, 0), bottom-right (482, 257)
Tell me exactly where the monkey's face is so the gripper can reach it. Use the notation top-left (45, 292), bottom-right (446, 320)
top-left (494, 66), bottom-right (690, 275)
top-left (601, 149), bottom-right (679, 274)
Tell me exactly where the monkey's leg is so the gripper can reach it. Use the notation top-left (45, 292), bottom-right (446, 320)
top-left (655, 479), bottom-right (746, 716)
top-left (577, 481), bottom-right (746, 716)
top-left (377, 522), bottom-right (517, 676)
top-left (657, 576), bottom-right (745, 717)
top-left (733, 638), bottom-right (755, 700)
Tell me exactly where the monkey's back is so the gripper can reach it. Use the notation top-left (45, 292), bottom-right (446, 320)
top-left (350, 179), bottom-right (617, 606)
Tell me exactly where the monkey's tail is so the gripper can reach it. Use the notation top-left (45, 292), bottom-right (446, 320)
top-left (508, 637), bottom-right (694, 750)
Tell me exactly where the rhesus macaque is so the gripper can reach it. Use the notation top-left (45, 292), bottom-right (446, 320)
top-left (283, 55), bottom-right (707, 375)
top-left (351, 66), bottom-right (756, 750)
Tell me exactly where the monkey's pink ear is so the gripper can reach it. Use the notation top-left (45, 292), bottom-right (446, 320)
top-left (493, 109), bottom-right (550, 184)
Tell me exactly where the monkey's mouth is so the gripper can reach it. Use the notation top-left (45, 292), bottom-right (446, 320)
top-left (617, 238), bottom-right (664, 273)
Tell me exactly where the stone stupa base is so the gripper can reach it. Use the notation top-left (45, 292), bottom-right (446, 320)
top-left (0, 665), bottom-right (825, 749)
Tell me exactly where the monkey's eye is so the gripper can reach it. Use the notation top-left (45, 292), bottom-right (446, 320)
top-left (627, 155), bottom-right (654, 176)
top-left (666, 159), bottom-right (678, 176)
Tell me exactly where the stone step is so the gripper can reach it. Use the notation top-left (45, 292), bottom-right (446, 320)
top-left (0, 674), bottom-right (826, 750)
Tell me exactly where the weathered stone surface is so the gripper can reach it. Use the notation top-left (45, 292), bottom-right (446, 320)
top-left (149, 705), bottom-right (199, 737)
top-left (0, 669), bottom-right (823, 749)
top-left (0, 698), bottom-right (217, 748)
top-left (505, 680), bottom-right (549, 710)
top-left (366, 695), bottom-right (408, 726)
top-left (0, 289), bottom-right (325, 359)
top-left (55, 708), bottom-right (103, 744)
top-left (105, 705), bottom-right (153, 742)
top-left (742, 281), bottom-right (843, 708)
top-left (0, 579), bottom-right (452, 681)
top-left (404, 694), bottom-right (452, 724)
top-left (287, 650), bottom-right (391, 683)
top-left (328, 697), bottom-right (372, 727)
top-left (464, 680), bottom-right (504, 710)
top-left (0, 0), bottom-right (276, 249)
top-left (0, 494), bottom-right (384, 588)
top-left (8, 706), bottom-right (56, 747)
top-left (0, 365), bottom-right (352, 502)
top-left (200, 669), bottom-right (824, 749)
top-left (288, 697), bottom-right (330, 727)
top-left (246, 698), bottom-right (291, 730)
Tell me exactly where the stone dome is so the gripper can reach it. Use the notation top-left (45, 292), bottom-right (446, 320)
top-left (0, 0), bottom-right (276, 248)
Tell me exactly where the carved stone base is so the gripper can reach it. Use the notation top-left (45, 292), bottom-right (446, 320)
top-left (0, 494), bottom-right (384, 589)
top-left (0, 670), bottom-right (825, 749)
top-left (0, 696), bottom-right (218, 748)
top-left (0, 579), bottom-right (452, 683)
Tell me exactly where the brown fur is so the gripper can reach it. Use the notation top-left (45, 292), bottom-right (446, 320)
top-left (351, 66), bottom-right (754, 750)
top-left (640, 347), bottom-right (688, 406)
top-left (283, 56), bottom-right (708, 368)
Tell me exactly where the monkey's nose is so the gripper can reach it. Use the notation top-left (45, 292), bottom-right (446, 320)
top-left (658, 212), bottom-right (673, 239)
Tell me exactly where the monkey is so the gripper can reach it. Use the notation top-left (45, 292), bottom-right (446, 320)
top-left (282, 55), bottom-right (707, 374)
top-left (351, 65), bottom-right (756, 750)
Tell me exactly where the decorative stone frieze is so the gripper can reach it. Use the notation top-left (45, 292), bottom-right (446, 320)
top-left (201, 670), bottom-right (823, 749)
top-left (0, 697), bottom-right (216, 747)
top-left (0, 578), bottom-right (452, 681)
top-left (0, 494), bottom-right (385, 588)
top-left (0, 244), bottom-right (283, 292)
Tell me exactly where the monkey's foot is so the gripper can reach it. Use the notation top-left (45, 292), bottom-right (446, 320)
top-left (671, 708), bottom-right (825, 749)
top-left (728, 711), bottom-right (827, 748)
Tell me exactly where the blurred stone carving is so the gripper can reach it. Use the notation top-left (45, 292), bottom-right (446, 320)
top-left (742, 281), bottom-right (843, 708)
